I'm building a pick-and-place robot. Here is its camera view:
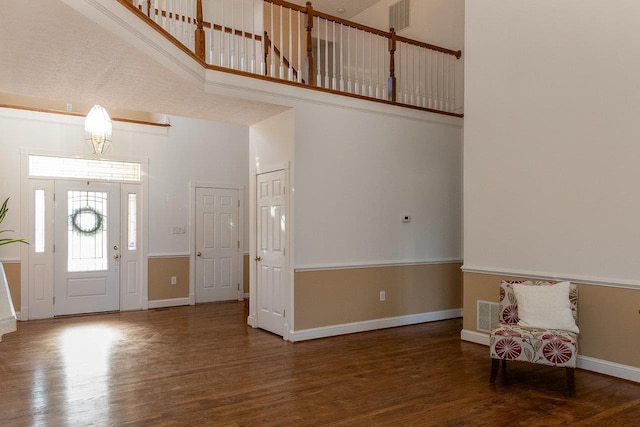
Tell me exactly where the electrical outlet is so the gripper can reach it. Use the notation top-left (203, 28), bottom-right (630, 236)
top-left (171, 276), bottom-right (177, 285)
top-left (380, 291), bottom-right (386, 301)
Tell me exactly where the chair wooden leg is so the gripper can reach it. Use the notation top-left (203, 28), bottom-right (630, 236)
top-left (566, 367), bottom-right (576, 397)
top-left (489, 358), bottom-right (500, 383)
top-left (500, 359), bottom-right (508, 384)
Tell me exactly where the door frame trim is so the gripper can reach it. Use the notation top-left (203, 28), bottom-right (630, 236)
top-left (189, 182), bottom-right (245, 305)
top-left (19, 149), bottom-right (149, 319)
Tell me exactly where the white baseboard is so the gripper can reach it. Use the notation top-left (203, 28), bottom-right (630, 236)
top-left (460, 328), bottom-right (490, 346)
top-left (577, 355), bottom-right (640, 383)
top-left (147, 297), bottom-right (191, 309)
top-left (289, 309), bottom-right (462, 342)
top-left (460, 328), bottom-right (640, 383)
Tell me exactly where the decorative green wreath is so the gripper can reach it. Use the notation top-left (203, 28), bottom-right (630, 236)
top-left (70, 206), bottom-right (103, 235)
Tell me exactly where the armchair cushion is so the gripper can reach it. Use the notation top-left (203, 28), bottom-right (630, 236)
top-left (512, 281), bottom-right (579, 333)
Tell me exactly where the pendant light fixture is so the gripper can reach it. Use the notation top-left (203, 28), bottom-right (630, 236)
top-left (85, 105), bottom-right (112, 154)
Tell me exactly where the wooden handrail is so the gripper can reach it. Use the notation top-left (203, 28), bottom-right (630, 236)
top-left (263, 0), bottom-right (460, 58)
top-left (212, 24), bottom-right (263, 42)
top-left (396, 35), bottom-right (461, 59)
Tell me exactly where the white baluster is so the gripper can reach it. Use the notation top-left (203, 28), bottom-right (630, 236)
top-left (153, 0), bottom-right (158, 24)
top-left (339, 24), bottom-right (344, 91)
top-left (420, 48), bottom-right (426, 107)
top-left (324, 19), bottom-right (329, 89)
top-left (451, 55), bottom-right (456, 113)
top-left (251, 0), bottom-right (256, 74)
top-left (347, 26), bottom-right (352, 93)
top-left (241, 1), bottom-right (246, 72)
top-left (230, 0), bottom-right (235, 69)
top-left (316, 16), bottom-right (321, 87)
top-left (220, 0), bottom-right (225, 67)
top-left (368, 32), bottom-right (374, 97)
top-left (269, 2), bottom-right (275, 77)
top-left (411, 45), bottom-right (420, 105)
top-left (279, 5), bottom-right (284, 79)
top-left (331, 21), bottom-right (337, 90)
top-left (297, 11), bottom-right (302, 83)
top-left (288, 7), bottom-right (293, 81)
top-left (354, 28), bottom-right (359, 95)
top-left (445, 54), bottom-right (450, 112)
top-left (259, 0), bottom-right (265, 75)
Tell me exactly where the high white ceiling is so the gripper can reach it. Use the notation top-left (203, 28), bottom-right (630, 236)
top-left (287, 0), bottom-right (381, 19)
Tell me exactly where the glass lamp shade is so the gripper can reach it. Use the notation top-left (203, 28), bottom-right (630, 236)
top-left (85, 105), bottom-right (112, 154)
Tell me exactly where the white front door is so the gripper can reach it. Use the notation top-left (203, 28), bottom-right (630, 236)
top-left (54, 181), bottom-right (121, 316)
top-left (195, 187), bottom-right (240, 303)
top-left (256, 170), bottom-right (287, 336)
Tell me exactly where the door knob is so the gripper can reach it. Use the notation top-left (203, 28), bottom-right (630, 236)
top-left (255, 256), bottom-right (262, 262)
top-left (113, 253), bottom-right (120, 260)
top-left (197, 252), bottom-right (202, 257)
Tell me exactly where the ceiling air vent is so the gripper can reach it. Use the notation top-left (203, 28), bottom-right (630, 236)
top-left (389, 0), bottom-right (410, 32)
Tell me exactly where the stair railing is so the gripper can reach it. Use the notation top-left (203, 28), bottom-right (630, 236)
top-left (120, 0), bottom-right (463, 116)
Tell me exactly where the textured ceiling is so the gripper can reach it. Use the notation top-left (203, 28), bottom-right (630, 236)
top-left (0, 0), bottom-right (384, 125)
top-left (0, 0), bottom-right (290, 125)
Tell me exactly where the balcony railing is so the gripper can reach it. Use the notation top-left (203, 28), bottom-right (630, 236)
top-left (120, 0), bottom-right (463, 116)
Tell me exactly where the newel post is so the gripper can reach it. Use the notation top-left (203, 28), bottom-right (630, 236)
top-left (388, 28), bottom-right (397, 103)
top-left (304, 1), bottom-right (315, 86)
top-left (194, 0), bottom-right (206, 62)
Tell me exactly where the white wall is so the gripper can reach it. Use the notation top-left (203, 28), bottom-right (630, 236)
top-left (464, 0), bottom-right (640, 285)
top-left (250, 109), bottom-right (295, 173)
top-left (0, 108), bottom-right (249, 259)
top-left (352, 0), bottom-right (464, 50)
top-left (293, 104), bottom-right (462, 269)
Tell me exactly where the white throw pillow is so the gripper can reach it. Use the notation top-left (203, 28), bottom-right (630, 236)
top-left (512, 281), bottom-right (579, 333)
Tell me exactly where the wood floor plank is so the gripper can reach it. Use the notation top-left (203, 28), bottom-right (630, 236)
top-left (0, 302), bottom-right (639, 426)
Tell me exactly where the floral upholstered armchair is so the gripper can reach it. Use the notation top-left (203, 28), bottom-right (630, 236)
top-left (489, 280), bottom-right (579, 397)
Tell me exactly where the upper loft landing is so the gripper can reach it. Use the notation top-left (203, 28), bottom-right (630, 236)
top-left (119, 0), bottom-right (463, 117)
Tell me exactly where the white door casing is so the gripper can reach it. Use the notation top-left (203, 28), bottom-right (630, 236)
top-left (255, 170), bottom-right (288, 336)
top-left (194, 187), bottom-right (241, 303)
top-left (21, 152), bottom-right (148, 320)
top-left (54, 180), bottom-right (121, 316)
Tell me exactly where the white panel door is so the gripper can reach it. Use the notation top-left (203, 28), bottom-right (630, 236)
top-left (54, 181), bottom-right (120, 316)
top-left (195, 187), bottom-right (240, 303)
top-left (256, 170), bottom-right (287, 336)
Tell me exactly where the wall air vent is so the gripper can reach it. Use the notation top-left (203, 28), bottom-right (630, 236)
top-left (389, 0), bottom-right (410, 32)
top-left (477, 300), bottom-right (501, 333)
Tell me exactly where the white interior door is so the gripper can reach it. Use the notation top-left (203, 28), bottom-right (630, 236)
top-left (195, 187), bottom-right (240, 303)
top-left (256, 170), bottom-right (287, 336)
top-left (54, 181), bottom-right (120, 316)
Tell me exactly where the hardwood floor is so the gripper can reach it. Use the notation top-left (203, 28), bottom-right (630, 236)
top-left (1, 302), bottom-right (639, 426)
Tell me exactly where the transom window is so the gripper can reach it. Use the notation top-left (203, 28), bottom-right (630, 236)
top-left (29, 155), bottom-right (141, 182)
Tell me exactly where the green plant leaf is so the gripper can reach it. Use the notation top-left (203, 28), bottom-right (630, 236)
top-left (0, 197), bottom-right (29, 245)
